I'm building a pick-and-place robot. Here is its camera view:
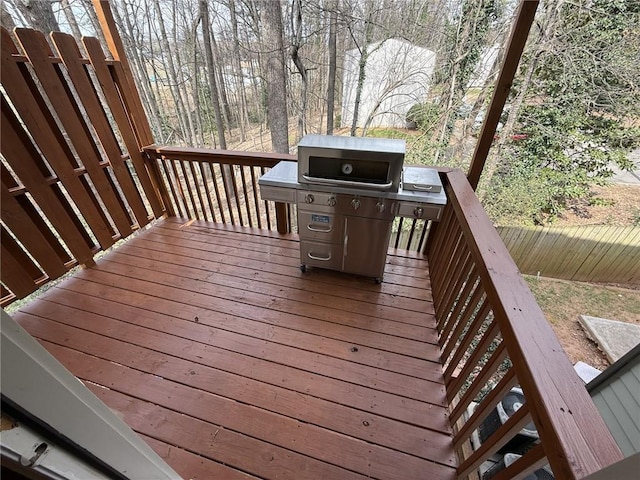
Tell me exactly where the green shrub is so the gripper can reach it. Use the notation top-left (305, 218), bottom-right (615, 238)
top-left (405, 103), bottom-right (440, 132)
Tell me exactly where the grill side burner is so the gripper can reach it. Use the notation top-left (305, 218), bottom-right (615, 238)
top-left (259, 135), bottom-right (446, 282)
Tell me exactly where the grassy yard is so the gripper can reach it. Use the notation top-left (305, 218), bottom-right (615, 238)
top-left (525, 275), bottom-right (640, 370)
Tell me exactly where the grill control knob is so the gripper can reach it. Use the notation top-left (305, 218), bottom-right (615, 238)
top-left (327, 196), bottom-right (337, 207)
top-left (413, 207), bottom-right (424, 218)
top-left (351, 198), bottom-right (361, 210)
top-left (376, 202), bottom-right (385, 213)
top-left (305, 193), bottom-right (314, 204)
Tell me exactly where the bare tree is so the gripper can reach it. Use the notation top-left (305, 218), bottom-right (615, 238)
top-left (60, 0), bottom-right (82, 40)
top-left (12, 0), bottom-right (60, 32)
top-left (325, 1), bottom-right (338, 134)
top-left (260, 0), bottom-right (289, 153)
top-left (226, 0), bottom-right (250, 140)
top-left (151, 0), bottom-right (193, 143)
top-left (112, 1), bottom-right (165, 143)
top-left (1, 3), bottom-right (17, 32)
top-left (200, 0), bottom-right (226, 149)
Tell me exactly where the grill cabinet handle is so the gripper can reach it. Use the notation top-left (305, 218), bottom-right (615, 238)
top-left (307, 225), bottom-right (332, 233)
top-left (307, 252), bottom-right (332, 261)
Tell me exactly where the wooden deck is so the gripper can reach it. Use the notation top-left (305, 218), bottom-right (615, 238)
top-left (11, 218), bottom-right (456, 480)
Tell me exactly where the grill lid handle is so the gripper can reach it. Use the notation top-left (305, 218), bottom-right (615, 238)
top-left (301, 174), bottom-right (394, 191)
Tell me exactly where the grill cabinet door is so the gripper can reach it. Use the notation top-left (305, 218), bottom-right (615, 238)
top-left (343, 215), bottom-right (392, 278)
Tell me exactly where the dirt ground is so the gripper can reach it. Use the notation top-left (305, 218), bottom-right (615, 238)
top-left (557, 183), bottom-right (640, 226)
top-left (526, 276), bottom-right (640, 370)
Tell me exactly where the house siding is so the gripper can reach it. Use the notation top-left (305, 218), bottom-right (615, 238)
top-left (588, 345), bottom-right (640, 457)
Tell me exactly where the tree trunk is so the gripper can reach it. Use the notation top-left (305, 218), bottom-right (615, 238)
top-left (192, 22), bottom-right (204, 147)
top-left (13, 0), bottom-right (60, 32)
top-left (350, 47), bottom-right (368, 137)
top-left (60, 0), bottom-right (82, 40)
top-left (326, 3), bottom-right (337, 135)
top-left (171, 2), bottom-right (197, 146)
top-left (113, 1), bottom-right (165, 143)
top-left (290, 0), bottom-right (308, 141)
top-left (228, 0), bottom-right (248, 141)
top-left (81, 0), bottom-right (108, 48)
top-left (1, 3), bottom-right (16, 34)
top-left (261, 0), bottom-right (289, 153)
top-left (210, 30), bottom-right (232, 134)
top-left (152, 0), bottom-right (191, 143)
top-left (349, 1), bottom-right (377, 137)
top-left (200, 0), bottom-right (226, 150)
top-left (481, 1), bottom-right (563, 191)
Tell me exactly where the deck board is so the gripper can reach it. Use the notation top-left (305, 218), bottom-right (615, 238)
top-left (11, 218), bottom-right (456, 479)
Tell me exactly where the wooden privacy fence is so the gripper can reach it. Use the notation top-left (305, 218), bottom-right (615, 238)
top-left (498, 225), bottom-right (640, 284)
top-left (0, 26), bottom-right (166, 306)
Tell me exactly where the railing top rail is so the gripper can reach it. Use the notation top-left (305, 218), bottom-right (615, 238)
top-left (144, 145), bottom-right (296, 168)
top-left (439, 168), bottom-right (623, 478)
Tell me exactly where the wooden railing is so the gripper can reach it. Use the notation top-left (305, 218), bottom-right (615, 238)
top-left (144, 146), bottom-right (293, 234)
top-left (427, 169), bottom-right (623, 479)
top-left (143, 146), bottom-right (433, 250)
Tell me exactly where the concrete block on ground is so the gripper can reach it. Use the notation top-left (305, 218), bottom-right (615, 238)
top-left (579, 315), bottom-right (640, 363)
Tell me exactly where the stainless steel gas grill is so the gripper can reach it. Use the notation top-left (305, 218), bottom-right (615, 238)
top-left (259, 134), bottom-right (446, 282)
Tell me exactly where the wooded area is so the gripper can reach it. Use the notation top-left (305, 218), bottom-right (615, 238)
top-left (2, 0), bottom-right (639, 225)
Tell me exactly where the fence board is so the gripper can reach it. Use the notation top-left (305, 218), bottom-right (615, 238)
top-left (1, 182), bottom-right (68, 279)
top-left (597, 228), bottom-right (640, 279)
top-left (1, 28), bottom-right (114, 250)
top-left (51, 31), bottom-right (150, 228)
top-left (0, 243), bottom-right (38, 299)
top-left (573, 227), bottom-right (627, 281)
top-left (15, 28), bottom-right (133, 238)
top-left (1, 101), bottom-right (95, 265)
top-left (611, 229), bottom-right (640, 283)
top-left (498, 225), bottom-right (640, 284)
top-left (83, 36), bottom-right (163, 217)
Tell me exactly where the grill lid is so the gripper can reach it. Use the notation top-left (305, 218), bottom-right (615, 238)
top-left (297, 134), bottom-right (405, 192)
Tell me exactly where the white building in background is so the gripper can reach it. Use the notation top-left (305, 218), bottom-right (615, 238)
top-left (341, 38), bottom-right (436, 130)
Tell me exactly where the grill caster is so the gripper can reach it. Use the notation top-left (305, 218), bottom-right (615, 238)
top-left (374, 277), bottom-right (383, 284)
top-left (300, 264), bottom-right (307, 273)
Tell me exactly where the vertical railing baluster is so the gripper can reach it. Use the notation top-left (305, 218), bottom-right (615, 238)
top-left (208, 163), bottom-right (226, 224)
top-left (159, 159), bottom-right (183, 218)
top-left (168, 159), bottom-right (189, 218)
top-left (199, 162), bottom-right (216, 222)
top-left (179, 160), bottom-right (198, 219)
top-left (239, 165), bottom-right (252, 227)
top-left (250, 166), bottom-right (262, 229)
top-left (394, 217), bottom-right (404, 248)
top-left (261, 166), bottom-right (272, 230)
top-left (230, 166), bottom-right (243, 226)
top-left (188, 161), bottom-right (207, 221)
top-left (219, 163), bottom-right (236, 225)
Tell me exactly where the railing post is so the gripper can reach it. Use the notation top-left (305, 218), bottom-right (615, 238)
top-left (466, 0), bottom-right (538, 190)
top-left (143, 149), bottom-right (175, 218)
top-left (275, 202), bottom-right (289, 234)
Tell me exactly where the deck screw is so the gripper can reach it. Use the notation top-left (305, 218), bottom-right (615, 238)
top-left (351, 346), bottom-right (358, 352)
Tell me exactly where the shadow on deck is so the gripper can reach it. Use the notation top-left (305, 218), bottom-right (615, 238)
top-left (12, 218), bottom-right (456, 480)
